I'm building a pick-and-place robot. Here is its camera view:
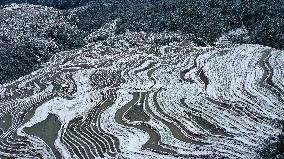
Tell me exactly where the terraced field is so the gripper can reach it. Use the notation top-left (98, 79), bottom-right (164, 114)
top-left (0, 1), bottom-right (283, 159)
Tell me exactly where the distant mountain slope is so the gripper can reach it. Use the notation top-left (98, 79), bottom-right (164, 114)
top-left (1, 0), bottom-right (283, 48)
top-left (72, 0), bottom-right (284, 48)
top-left (0, 4), bottom-right (86, 84)
top-left (0, 0), bottom-right (92, 9)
